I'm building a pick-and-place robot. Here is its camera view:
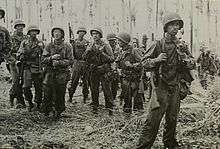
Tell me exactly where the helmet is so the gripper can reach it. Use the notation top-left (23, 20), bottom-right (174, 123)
top-left (116, 32), bottom-right (131, 44)
top-left (51, 27), bottom-right (65, 38)
top-left (77, 27), bottom-right (87, 34)
top-left (162, 12), bottom-right (183, 32)
top-left (14, 19), bottom-right (25, 29)
top-left (90, 27), bottom-right (103, 38)
top-left (106, 33), bottom-right (116, 41)
top-left (0, 8), bottom-right (5, 19)
top-left (27, 25), bottom-right (40, 35)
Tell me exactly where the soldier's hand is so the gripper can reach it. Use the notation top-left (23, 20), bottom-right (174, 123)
top-left (51, 54), bottom-right (61, 60)
top-left (125, 61), bottom-right (133, 67)
top-left (156, 53), bottom-right (167, 62)
top-left (52, 60), bottom-right (60, 67)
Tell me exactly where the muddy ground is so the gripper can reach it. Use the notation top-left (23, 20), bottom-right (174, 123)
top-left (0, 63), bottom-right (219, 149)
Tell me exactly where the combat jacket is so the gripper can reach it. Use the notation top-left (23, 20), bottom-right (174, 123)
top-left (83, 39), bottom-right (114, 74)
top-left (18, 37), bottom-right (44, 73)
top-left (0, 26), bottom-right (11, 62)
top-left (72, 38), bottom-right (89, 60)
top-left (116, 45), bottom-right (142, 80)
top-left (11, 32), bottom-right (27, 54)
top-left (42, 40), bottom-right (73, 84)
top-left (142, 35), bottom-right (195, 87)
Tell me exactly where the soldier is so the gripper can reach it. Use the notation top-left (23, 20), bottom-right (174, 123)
top-left (115, 32), bottom-right (143, 114)
top-left (68, 27), bottom-right (90, 104)
top-left (9, 19), bottom-right (27, 108)
top-left (106, 33), bottom-right (120, 101)
top-left (83, 27), bottom-right (114, 115)
top-left (197, 48), bottom-right (215, 89)
top-left (41, 26), bottom-right (73, 118)
top-left (0, 7), bottom-right (11, 66)
top-left (137, 12), bottom-right (195, 148)
top-left (17, 25), bottom-right (44, 111)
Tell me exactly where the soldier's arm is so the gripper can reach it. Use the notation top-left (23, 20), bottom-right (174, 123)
top-left (17, 40), bottom-right (26, 60)
top-left (41, 43), bottom-right (52, 65)
top-left (4, 29), bottom-right (12, 54)
top-left (181, 46), bottom-right (196, 70)
top-left (101, 43), bottom-right (114, 63)
top-left (82, 43), bottom-right (93, 61)
top-left (141, 41), bottom-right (160, 70)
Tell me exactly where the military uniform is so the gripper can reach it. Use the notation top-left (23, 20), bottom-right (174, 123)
top-left (116, 45), bottom-right (143, 113)
top-left (137, 13), bottom-right (195, 148)
top-left (197, 51), bottom-right (215, 89)
top-left (0, 8), bottom-right (11, 65)
top-left (83, 27), bottom-right (114, 113)
top-left (107, 33), bottom-right (120, 101)
top-left (41, 27), bottom-right (73, 117)
top-left (17, 25), bottom-right (44, 110)
top-left (68, 36), bottom-right (90, 103)
top-left (9, 20), bottom-right (27, 108)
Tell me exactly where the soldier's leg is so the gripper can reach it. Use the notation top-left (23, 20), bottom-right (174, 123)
top-left (101, 74), bottom-right (113, 110)
top-left (23, 69), bottom-right (34, 111)
top-left (133, 91), bottom-right (144, 111)
top-left (111, 79), bottom-right (119, 101)
top-left (137, 87), bottom-right (169, 148)
top-left (122, 78), bottom-right (132, 113)
top-left (68, 64), bottom-right (81, 102)
top-left (54, 83), bottom-right (67, 117)
top-left (82, 73), bottom-right (89, 103)
top-left (163, 87), bottom-right (181, 148)
top-left (9, 63), bottom-right (17, 107)
top-left (32, 73), bottom-right (43, 109)
top-left (41, 84), bottom-right (53, 116)
top-left (90, 72), bottom-right (101, 111)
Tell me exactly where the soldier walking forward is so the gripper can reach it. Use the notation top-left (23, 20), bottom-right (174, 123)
top-left (137, 13), bottom-right (195, 149)
top-left (41, 26), bottom-right (73, 118)
top-left (68, 27), bottom-right (90, 104)
top-left (83, 27), bottom-right (114, 115)
top-left (17, 25), bottom-right (44, 111)
top-left (9, 19), bottom-right (27, 108)
top-left (115, 32), bottom-right (143, 114)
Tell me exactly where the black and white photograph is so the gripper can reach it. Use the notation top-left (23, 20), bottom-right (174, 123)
top-left (0, 0), bottom-right (219, 148)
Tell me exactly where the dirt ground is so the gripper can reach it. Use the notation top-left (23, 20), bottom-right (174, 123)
top-left (0, 63), bottom-right (219, 149)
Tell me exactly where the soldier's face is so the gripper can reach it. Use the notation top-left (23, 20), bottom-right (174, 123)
top-left (166, 21), bottom-right (180, 36)
top-left (29, 30), bottom-right (38, 37)
top-left (53, 29), bottom-right (63, 40)
top-left (15, 25), bottom-right (24, 33)
top-left (92, 31), bottom-right (101, 41)
top-left (78, 31), bottom-right (86, 38)
top-left (109, 39), bottom-right (116, 47)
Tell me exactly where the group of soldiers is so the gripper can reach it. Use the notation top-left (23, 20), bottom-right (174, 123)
top-left (0, 6), bottom-right (211, 148)
top-left (197, 45), bottom-right (220, 89)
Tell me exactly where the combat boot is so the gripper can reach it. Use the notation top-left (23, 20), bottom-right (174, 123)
top-left (27, 101), bottom-right (34, 112)
top-left (9, 96), bottom-right (14, 108)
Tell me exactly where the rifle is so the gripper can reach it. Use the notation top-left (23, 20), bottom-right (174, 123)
top-left (16, 60), bottom-right (24, 85)
top-left (68, 22), bottom-right (74, 45)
